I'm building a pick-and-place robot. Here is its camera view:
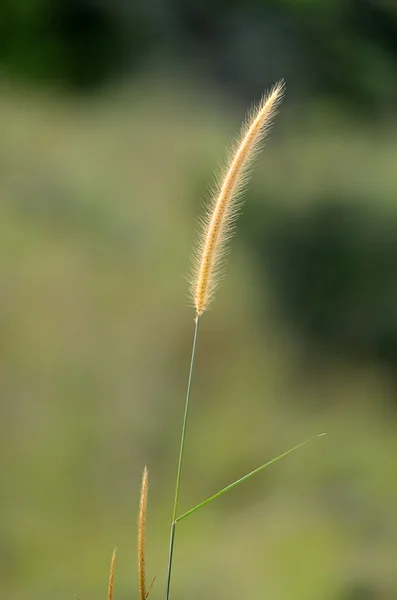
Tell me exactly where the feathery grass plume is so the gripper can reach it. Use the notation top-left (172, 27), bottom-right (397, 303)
top-left (138, 466), bottom-right (149, 600)
top-left (191, 80), bottom-right (284, 316)
top-left (107, 549), bottom-right (117, 600)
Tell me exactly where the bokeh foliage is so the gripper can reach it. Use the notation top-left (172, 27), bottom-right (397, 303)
top-left (1, 0), bottom-right (397, 108)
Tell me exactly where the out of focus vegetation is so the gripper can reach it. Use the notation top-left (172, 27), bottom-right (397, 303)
top-left (1, 0), bottom-right (397, 109)
top-left (1, 2), bottom-right (397, 600)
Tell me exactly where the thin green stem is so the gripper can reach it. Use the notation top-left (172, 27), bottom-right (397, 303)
top-left (164, 523), bottom-right (175, 600)
top-left (173, 315), bottom-right (200, 519)
top-left (165, 315), bottom-right (201, 600)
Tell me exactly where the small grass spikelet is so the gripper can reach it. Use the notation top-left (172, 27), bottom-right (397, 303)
top-left (137, 466), bottom-right (149, 600)
top-left (191, 80), bottom-right (284, 316)
top-left (107, 549), bottom-right (117, 600)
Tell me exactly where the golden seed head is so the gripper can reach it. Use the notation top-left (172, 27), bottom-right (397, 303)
top-left (191, 81), bottom-right (284, 316)
top-left (107, 548), bottom-right (117, 600)
top-left (138, 466), bottom-right (149, 600)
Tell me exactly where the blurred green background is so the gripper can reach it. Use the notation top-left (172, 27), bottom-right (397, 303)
top-left (1, 1), bottom-right (397, 599)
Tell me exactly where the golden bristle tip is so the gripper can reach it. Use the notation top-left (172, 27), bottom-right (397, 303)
top-left (138, 466), bottom-right (149, 600)
top-left (107, 548), bottom-right (117, 600)
top-left (191, 80), bottom-right (285, 316)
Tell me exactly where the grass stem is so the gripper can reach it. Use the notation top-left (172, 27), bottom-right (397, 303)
top-left (164, 522), bottom-right (176, 600)
top-left (165, 315), bottom-right (201, 600)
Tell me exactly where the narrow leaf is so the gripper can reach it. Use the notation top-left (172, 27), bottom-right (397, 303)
top-left (175, 433), bottom-right (326, 523)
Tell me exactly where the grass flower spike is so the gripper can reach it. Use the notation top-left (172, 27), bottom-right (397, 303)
top-left (192, 80), bottom-right (285, 316)
top-left (107, 549), bottom-right (116, 600)
top-left (138, 466), bottom-right (149, 600)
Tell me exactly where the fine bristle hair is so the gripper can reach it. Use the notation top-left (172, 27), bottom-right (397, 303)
top-left (138, 466), bottom-right (149, 600)
top-left (191, 80), bottom-right (284, 316)
top-left (107, 549), bottom-right (116, 600)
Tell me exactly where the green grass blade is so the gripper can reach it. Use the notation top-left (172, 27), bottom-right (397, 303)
top-left (175, 433), bottom-right (326, 523)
